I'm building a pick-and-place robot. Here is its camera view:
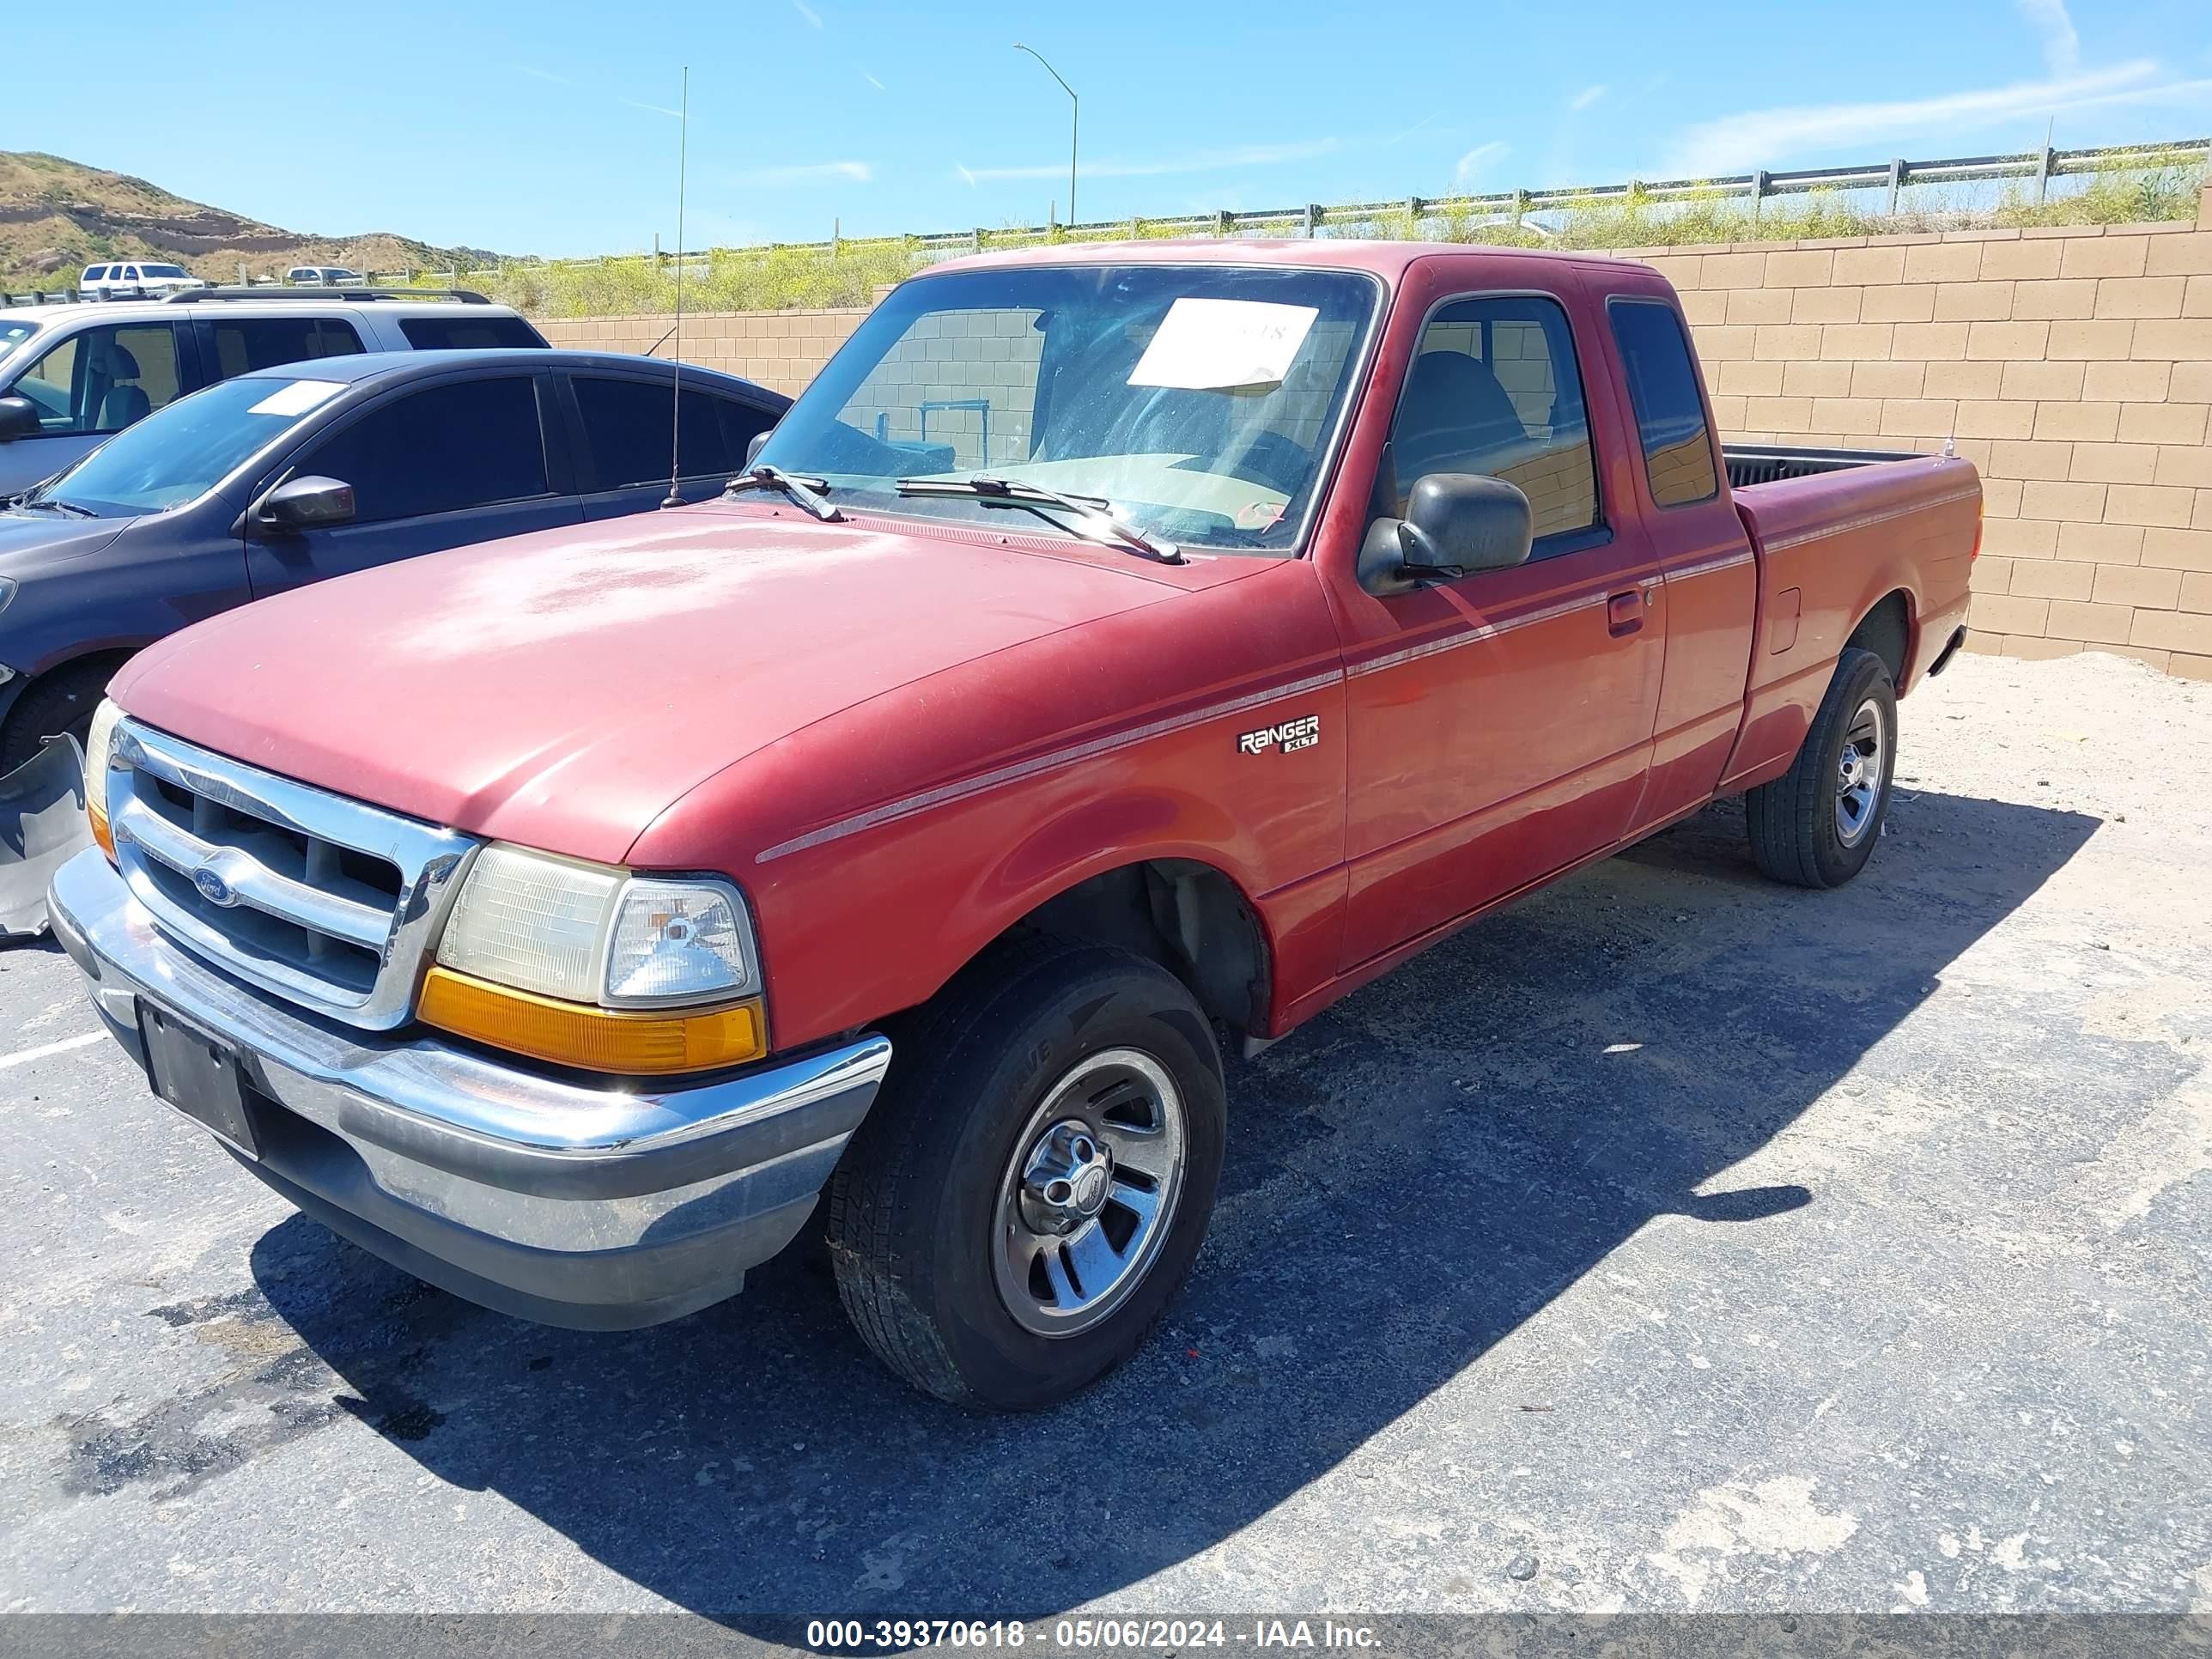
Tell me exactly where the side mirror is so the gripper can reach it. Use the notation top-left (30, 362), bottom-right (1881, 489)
top-left (744, 430), bottom-right (770, 471)
top-left (1358, 473), bottom-right (1534, 595)
top-left (254, 474), bottom-right (356, 532)
top-left (0, 395), bottom-right (40, 442)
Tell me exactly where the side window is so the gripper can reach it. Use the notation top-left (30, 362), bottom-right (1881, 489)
top-left (398, 315), bottom-right (546, 350)
top-left (294, 377), bottom-right (550, 523)
top-left (1609, 300), bottom-right (1720, 507)
top-left (1385, 295), bottom-right (1597, 544)
top-left (714, 394), bottom-right (776, 462)
top-left (207, 316), bottom-right (365, 379)
top-left (12, 323), bottom-right (183, 434)
top-left (83, 266), bottom-right (107, 283)
top-left (573, 376), bottom-right (744, 487)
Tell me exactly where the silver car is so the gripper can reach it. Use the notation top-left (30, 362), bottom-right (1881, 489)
top-left (0, 289), bottom-right (547, 498)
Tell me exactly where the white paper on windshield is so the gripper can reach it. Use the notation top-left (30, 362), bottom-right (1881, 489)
top-left (247, 380), bottom-right (347, 417)
top-left (1127, 298), bottom-right (1319, 390)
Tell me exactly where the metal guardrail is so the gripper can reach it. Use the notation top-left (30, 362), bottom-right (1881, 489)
top-left (365, 135), bottom-right (2210, 284)
top-left (5, 135), bottom-right (2203, 306)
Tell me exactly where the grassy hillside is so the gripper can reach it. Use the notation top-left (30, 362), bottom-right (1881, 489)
top-left (0, 151), bottom-right (498, 289)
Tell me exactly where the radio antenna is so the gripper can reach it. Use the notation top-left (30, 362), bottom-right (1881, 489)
top-left (663, 65), bottom-right (690, 509)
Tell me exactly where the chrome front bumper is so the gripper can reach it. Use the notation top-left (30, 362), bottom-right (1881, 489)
top-left (48, 848), bottom-right (891, 1330)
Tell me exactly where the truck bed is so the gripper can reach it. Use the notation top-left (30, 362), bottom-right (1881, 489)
top-left (1723, 442), bottom-right (1929, 488)
top-left (1719, 447), bottom-right (1982, 795)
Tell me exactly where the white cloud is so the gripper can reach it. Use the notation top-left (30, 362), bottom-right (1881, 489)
top-left (959, 137), bottom-right (1340, 183)
top-left (623, 99), bottom-right (685, 119)
top-left (1455, 142), bottom-right (1510, 184)
top-left (955, 163), bottom-right (978, 188)
top-left (1568, 84), bottom-right (1608, 112)
top-left (862, 69), bottom-right (885, 90)
top-left (513, 64), bottom-right (573, 87)
top-left (2015, 0), bottom-right (2080, 76)
top-left (741, 160), bottom-right (873, 185)
top-left (1662, 61), bottom-right (2212, 174)
top-left (792, 0), bottom-right (823, 25)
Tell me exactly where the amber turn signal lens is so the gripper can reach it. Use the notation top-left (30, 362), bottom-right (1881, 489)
top-left (88, 796), bottom-right (115, 861)
top-left (418, 966), bottom-right (765, 1075)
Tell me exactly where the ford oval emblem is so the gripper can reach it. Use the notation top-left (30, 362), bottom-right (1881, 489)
top-left (192, 866), bottom-right (239, 908)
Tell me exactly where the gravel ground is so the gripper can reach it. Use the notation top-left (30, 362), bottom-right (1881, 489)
top-left (1, 650), bottom-right (2208, 1623)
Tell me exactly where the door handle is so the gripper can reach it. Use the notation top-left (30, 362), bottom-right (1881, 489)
top-left (1607, 590), bottom-right (1644, 635)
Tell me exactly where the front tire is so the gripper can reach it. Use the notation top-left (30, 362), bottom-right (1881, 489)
top-left (824, 937), bottom-right (1225, 1410)
top-left (1746, 646), bottom-right (1897, 889)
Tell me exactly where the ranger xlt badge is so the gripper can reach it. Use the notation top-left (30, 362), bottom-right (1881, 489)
top-left (1239, 714), bottom-right (1321, 756)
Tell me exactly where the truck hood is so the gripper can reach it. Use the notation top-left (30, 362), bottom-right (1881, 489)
top-left (113, 507), bottom-right (1188, 863)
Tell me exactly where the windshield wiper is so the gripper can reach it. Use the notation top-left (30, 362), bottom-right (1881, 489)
top-left (8, 495), bottom-right (94, 520)
top-left (894, 476), bottom-right (1183, 565)
top-left (722, 465), bottom-right (842, 522)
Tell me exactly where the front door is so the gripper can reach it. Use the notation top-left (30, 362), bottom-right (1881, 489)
top-left (245, 373), bottom-right (582, 595)
top-left (0, 319), bottom-right (193, 497)
top-left (1334, 282), bottom-right (1667, 968)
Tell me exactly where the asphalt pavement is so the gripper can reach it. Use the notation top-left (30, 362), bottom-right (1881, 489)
top-left (2, 651), bottom-right (2207, 1625)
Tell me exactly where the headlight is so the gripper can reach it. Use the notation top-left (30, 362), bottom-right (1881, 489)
top-left (427, 842), bottom-right (764, 1074)
top-left (435, 845), bottom-right (757, 1007)
top-left (83, 696), bottom-right (124, 860)
top-left (434, 844), bottom-right (625, 1001)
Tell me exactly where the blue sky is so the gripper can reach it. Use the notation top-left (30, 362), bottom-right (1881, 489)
top-left (9, 0), bottom-right (2212, 258)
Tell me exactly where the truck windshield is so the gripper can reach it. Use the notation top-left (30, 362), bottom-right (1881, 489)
top-left (750, 264), bottom-right (1380, 555)
top-left (24, 375), bottom-right (345, 518)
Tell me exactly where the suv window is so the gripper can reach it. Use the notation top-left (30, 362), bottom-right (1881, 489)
top-left (294, 376), bottom-right (550, 522)
top-left (1609, 300), bottom-right (1719, 507)
top-left (1388, 295), bottom-right (1597, 544)
top-left (82, 266), bottom-right (107, 283)
top-left (11, 321), bottom-right (185, 434)
top-left (207, 316), bottom-right (365, 378)
top-left (398, 315), bottom-right (547, 350)
top-left (573, 375), bottom-right (774, 488)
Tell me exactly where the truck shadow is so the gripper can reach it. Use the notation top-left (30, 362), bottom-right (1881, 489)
top-left (248, 788), bottom-right (2097, 1618)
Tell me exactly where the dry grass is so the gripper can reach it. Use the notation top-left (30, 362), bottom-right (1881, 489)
top-left (402, 152), bottom-right (2210, 316)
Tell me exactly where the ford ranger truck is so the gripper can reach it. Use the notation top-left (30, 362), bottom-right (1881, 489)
top-left (48, 242), bottom-right (1978, 1409)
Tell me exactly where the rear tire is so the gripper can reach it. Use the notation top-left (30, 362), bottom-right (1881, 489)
top-left (0, 659), bottom-right (122, 775)
top-left (825, 936), bottom-right (1225, 1411)
top-left (1746, 646), bottom-right (1896, 889)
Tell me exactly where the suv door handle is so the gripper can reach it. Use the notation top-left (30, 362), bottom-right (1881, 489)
top-left (1607, 590), bottom-right (1644, 635)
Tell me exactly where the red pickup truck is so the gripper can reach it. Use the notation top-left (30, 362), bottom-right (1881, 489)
top-left (50, 241), bottom-right (1978, 1409)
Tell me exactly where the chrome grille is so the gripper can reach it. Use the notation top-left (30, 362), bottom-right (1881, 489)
top-left (106, 720), bottom-right (480, 1029)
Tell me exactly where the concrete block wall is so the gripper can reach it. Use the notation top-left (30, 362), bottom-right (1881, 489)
top-left (539, 307), bottom-right (870, 398)
top-left (544, 190), bottom-right (2212, 678)
top-left (1615, 191), bottom-right (2212, 681)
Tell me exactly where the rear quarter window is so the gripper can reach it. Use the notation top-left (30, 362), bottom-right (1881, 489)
top-left (1608, 299), bottom-right (1721, 507)
top-left (399, 315), bottom-right (549, 350)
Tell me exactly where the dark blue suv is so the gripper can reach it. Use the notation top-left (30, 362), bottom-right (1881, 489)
top-left (0, 349), bottom-right (788, 769)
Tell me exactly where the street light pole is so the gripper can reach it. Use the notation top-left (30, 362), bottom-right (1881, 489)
top-left (1013, 42), bottom-right (1078, 229)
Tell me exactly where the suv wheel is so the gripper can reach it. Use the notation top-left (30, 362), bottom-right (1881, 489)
top-left (825, 937), bottom-right (1226, 1410)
